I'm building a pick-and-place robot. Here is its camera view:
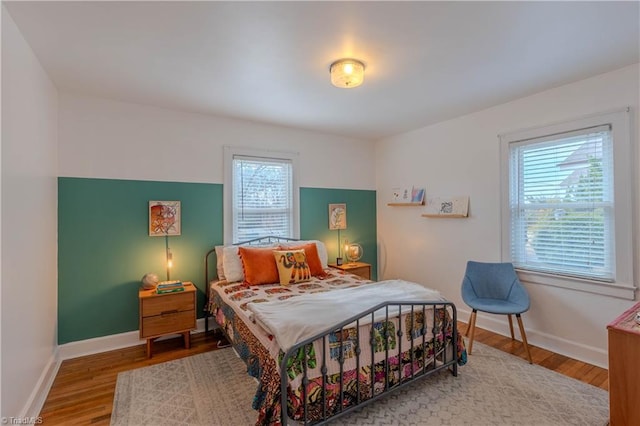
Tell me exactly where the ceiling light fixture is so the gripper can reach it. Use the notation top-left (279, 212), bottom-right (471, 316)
top-left (330, 58), bottom-right (365, 89)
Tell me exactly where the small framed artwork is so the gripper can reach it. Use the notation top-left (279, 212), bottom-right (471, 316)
top-left (149, 201), bottom-right (181, 236)
top-left (391, 186), bottom-right (425, 204)
top-left (392, 187), bottom-right (411, 203)
top-left (423, 196), bottom-right (469, 217)
top-left (328, 203), bottom-right (347, 230)
top-left (410, 187), bottom-right (425, 204)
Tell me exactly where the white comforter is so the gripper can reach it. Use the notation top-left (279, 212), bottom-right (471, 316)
top-left (246, 279), bottom-right (445, 352)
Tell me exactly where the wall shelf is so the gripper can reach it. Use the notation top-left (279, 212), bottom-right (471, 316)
top-left (387, 202), bottom-right (424, 206)
top-left (421, 214), bottom-right (468, 218)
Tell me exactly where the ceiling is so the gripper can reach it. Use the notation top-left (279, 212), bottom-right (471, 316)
top-left (5, 1), bottom-right (639, 140)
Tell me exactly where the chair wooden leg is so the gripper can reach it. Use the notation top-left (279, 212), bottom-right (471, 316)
top-left (467, 310), bottom-right (477, 355)
top-left (508, 314), bottom-right (515, 340)
top-left (516, 314), bottom-right (532, 364)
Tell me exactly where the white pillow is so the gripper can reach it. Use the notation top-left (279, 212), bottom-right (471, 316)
top-left (222, 245), bottom-right (244, 283)
top-left (214, 245), bottom-right (225, 280)
top-left (280, 240), bottom-right (328, 269)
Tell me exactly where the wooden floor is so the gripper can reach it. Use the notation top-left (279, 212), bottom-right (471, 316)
top-left (39, 324), bottom-right (609, 425)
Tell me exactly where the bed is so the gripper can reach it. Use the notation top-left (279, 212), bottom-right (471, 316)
top-left (205, 237), bottom-right (466, 425)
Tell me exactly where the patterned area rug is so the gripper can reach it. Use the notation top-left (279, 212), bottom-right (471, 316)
top-left (111, 347), bottom-right (257, 426)
top-left (111, 342), bottom-right (608, 426)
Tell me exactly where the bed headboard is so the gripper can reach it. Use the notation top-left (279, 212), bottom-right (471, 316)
top-left (232, 235), bottom-right (299, 246)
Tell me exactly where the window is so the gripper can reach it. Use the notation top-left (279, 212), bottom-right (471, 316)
top-left (500, 109), bottom-right (635, 299)
top-left (224, 147), bottom-right (299, 244)
top-left (509, 126), bottom-right (614, 280)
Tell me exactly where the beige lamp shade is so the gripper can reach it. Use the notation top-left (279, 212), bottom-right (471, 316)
top-left (330, 59), bottom-right (365, 88)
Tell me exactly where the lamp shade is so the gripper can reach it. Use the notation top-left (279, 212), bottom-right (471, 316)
top-left (330, 59), bottom-right (365, 88)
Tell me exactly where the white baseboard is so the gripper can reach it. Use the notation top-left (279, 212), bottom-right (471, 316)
top-left (28, 318), bottom-right (210, 417)
top-left (57, 330), bottom-right (144, 361)
top-left (458, 308), bottom-right (608, 369)
top-left (57, 318), bottom-right (208, 361)
top-left (20, 351), bottom-right (60, 420)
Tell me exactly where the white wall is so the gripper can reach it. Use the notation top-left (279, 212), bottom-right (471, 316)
top-left (1, 6), bottom-right (59, 418)
top-left (376, 64), bottom-right (639, 368)
top-left (58, 94), bottom-right (375, 190)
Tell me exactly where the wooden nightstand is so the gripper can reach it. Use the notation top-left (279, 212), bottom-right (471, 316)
top-left (329, 262), bottom-right (371, 280)
top-left (139, 281), bottom-right (197, 358)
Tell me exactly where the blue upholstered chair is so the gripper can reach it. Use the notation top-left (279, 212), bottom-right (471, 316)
top-left (461, 261), bottom-right (532, 363)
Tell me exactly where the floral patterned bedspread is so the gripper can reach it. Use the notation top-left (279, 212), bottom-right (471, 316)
top-left (209, 268), bottom-right (373, 360)
top-left (208, 269), bottom-right (466, 425)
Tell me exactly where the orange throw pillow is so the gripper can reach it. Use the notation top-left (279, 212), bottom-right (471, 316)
top-left (287, 243), bottom-right (326, 277)
top-left (238, 246), bottom-right (280, 286)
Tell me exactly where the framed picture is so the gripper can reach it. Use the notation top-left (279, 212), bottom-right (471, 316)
top-left (391, 186), bottom-right (424, 204)
top-left (391, 187), bottom-right (411, 202)
top-left (328, 203), bottom-right (347, 230)
top-left (149, 201), bottom-right (181, 236)
top-left (410, 187), bottom-right (425, 204)
top-left (424, 196), bottom-right (469, 217)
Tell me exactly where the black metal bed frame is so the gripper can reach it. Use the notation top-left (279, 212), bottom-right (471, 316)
top-left (204, 236), bottom-right (459, 425)
top-left (279, 300), bottom-right (458, 425)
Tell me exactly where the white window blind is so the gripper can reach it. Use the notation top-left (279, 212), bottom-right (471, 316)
top-left (232, 155), bottom-right (293, 243)
top-left (509, 125), bottom-right (614, 281)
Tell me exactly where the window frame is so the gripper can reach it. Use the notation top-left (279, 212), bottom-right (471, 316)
top-left (499, 108), bottom-right (635, 300)
top-left (223, 146), bottom-right (300, 245)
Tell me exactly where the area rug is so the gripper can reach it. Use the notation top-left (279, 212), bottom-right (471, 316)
top-left (110, 342), bottom-right (608, 426)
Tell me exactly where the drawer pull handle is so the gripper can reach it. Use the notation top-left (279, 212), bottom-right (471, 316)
top-left (161, 309), bottom-right (179, 316)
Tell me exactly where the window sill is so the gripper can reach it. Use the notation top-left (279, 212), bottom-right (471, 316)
top-left (516, 269), bottom-right (637, 300)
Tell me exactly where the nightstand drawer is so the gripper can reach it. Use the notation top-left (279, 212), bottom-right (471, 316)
top-left (347, 266), bottom-right (370, 280)
top-left (328, 262), bottom-right (372, 280)
top-left (141, 291), bottom-right (194, 317)
top-left (141, 310), bottom-right (196, 338)
top-left (138, 282), bottom-right (197, 357)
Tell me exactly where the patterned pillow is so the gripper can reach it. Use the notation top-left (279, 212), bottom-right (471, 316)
top-left (279, 240), bottom-right (328, 269)
top-left (273, 249), bottom-right (311, 285)
top-left (285, 243), bottom-right (326, 277)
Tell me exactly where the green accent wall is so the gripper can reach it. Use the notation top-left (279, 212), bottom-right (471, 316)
top-left (300, 187), bottom-right (377, 280)
top-left (58, 178), bottom-right (223, 344)
top-left (58, 178), bottom-right (377, 344)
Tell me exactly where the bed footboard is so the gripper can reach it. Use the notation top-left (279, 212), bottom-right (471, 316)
top-left (279, 300), bottom-right (459, 425)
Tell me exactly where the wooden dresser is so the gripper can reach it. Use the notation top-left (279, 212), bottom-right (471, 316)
top-left (139, 282), bottom-right (196, 358)
top-left (607, 301), bottom-right (640, 426)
